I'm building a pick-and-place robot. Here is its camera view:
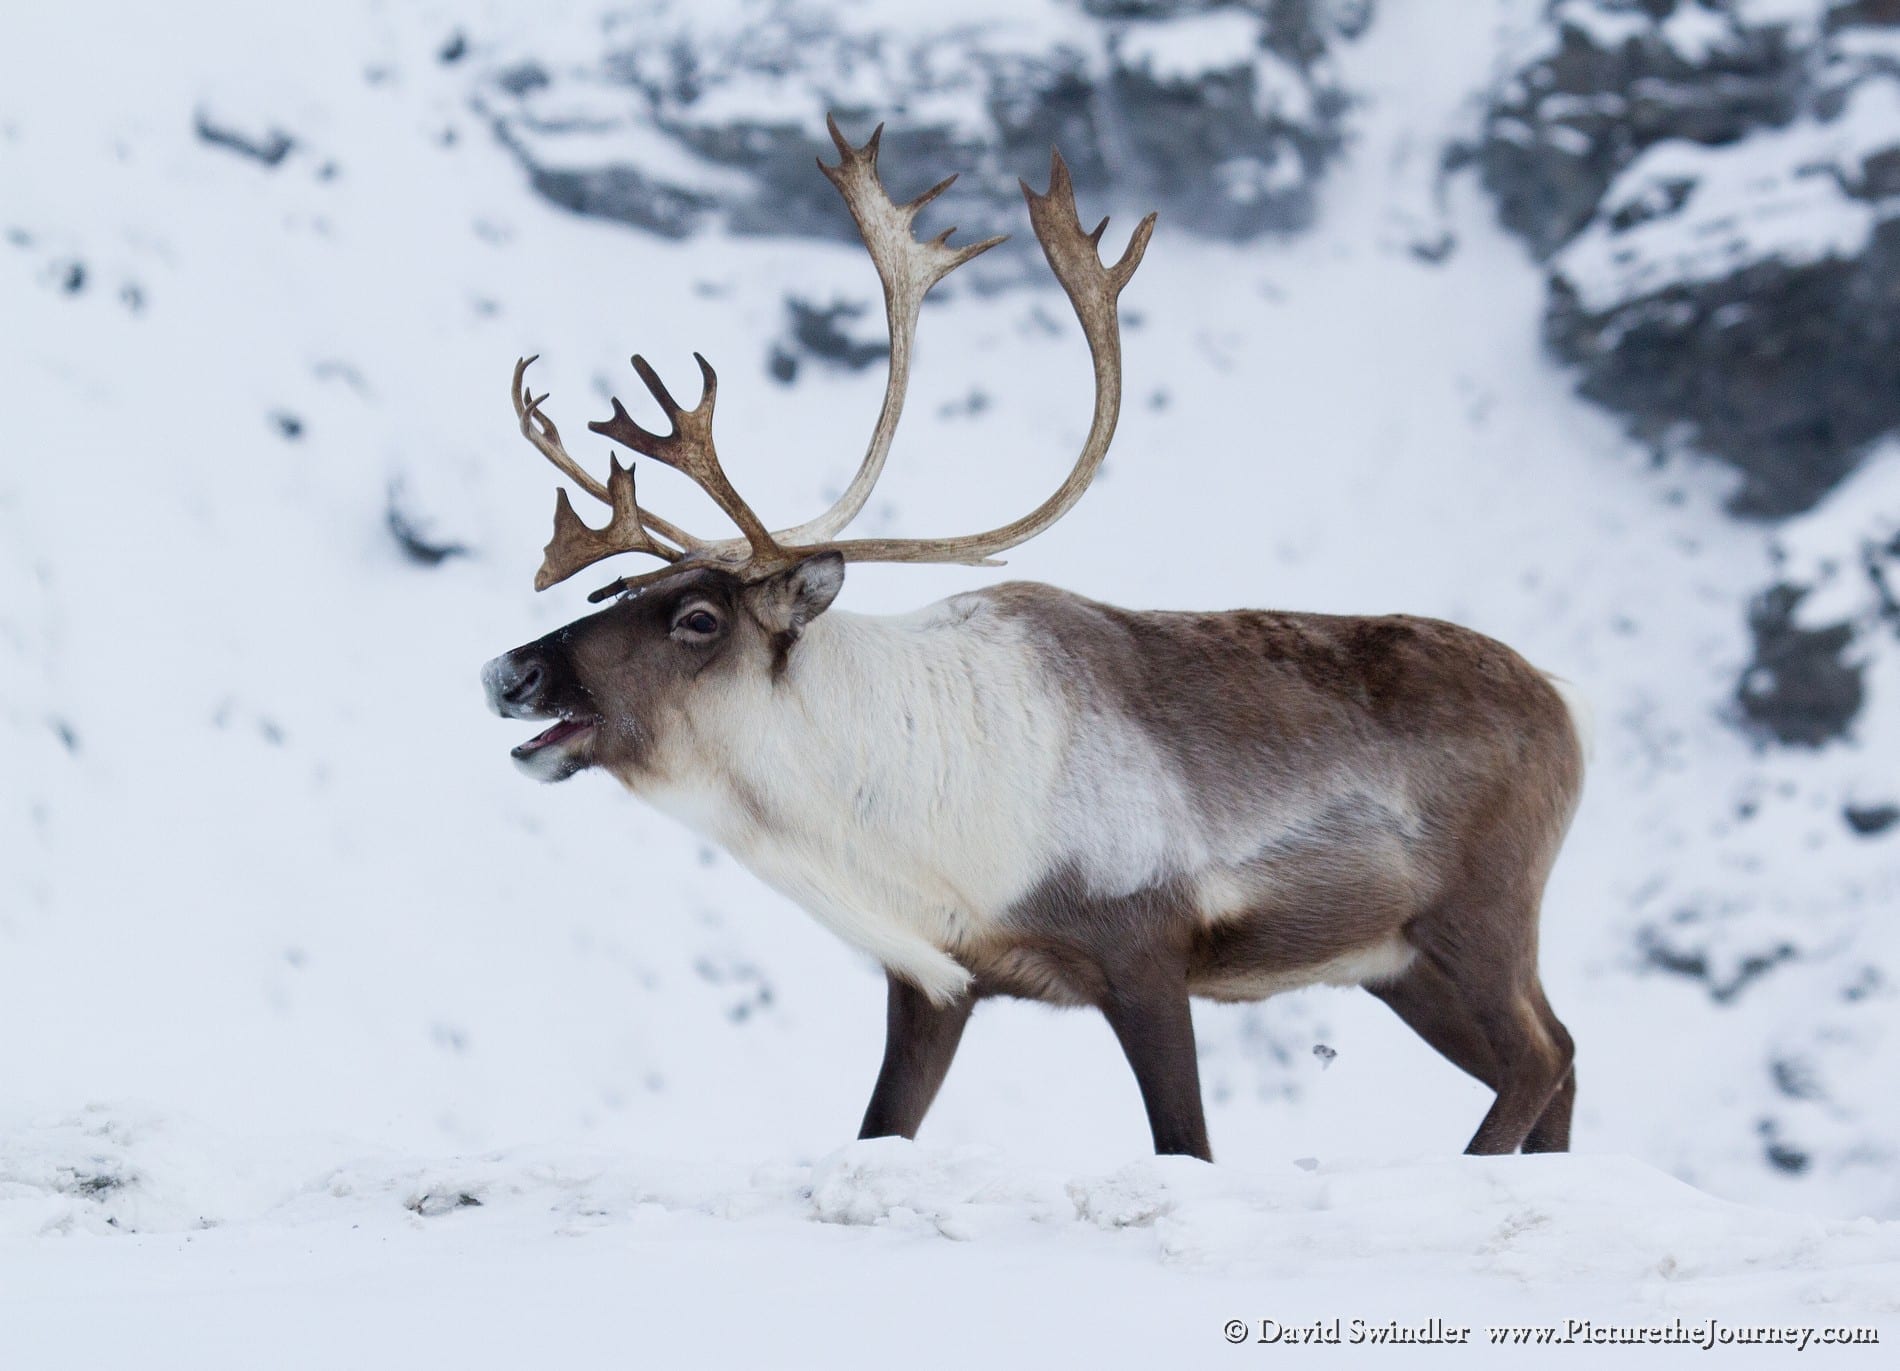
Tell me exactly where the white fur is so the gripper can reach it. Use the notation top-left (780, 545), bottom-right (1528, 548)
top-left (627, 593), bottom-right (1420, 1004)
top-left (635, 596), bottom-right (1070, 1002)
top-left (1546, 674), bottom-right (1596, 764)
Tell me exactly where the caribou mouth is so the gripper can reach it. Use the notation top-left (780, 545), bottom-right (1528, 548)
top-left (511, 715), bottom-right (597, 760)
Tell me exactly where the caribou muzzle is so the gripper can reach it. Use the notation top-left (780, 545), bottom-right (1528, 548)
top-left (482, 643), bottom-right (601, 782)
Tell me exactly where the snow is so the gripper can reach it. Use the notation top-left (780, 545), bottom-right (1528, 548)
top-left (1733, 0), bottom-right (1828, 40)
top-left (4, 0), bottom-right (1899, 1361)
top-left (1548, 30), bottom-right (1900, 317)
top-left (5, 1123), bottom-right (1897, 1366)
top-left (1661, 3), bottom-right (1737, 64)
top-left (1551, 0), bottom-right (1653, 51)
top-left (1776, 442), bottom-right (1900, 626)
top-left (1110, 13), bottom-right (1315, 126)
top-left (1118, 12), bottom-right (1264, 85)
top-left (1553, 119), bottom-right (1882, 315)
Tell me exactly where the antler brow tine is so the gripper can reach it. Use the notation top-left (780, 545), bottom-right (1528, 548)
top-left (511, 356), bottom-right (689, 589)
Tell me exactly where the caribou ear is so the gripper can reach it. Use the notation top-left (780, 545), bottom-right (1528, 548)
top-left (745, 552), bottom-right (845, 640)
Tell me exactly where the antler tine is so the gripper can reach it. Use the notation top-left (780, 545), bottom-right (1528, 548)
top-left (770, 114), bottom-right (1008, 546)
top-left (589, 353), bottom-right (788, 569)
top-left (512, 357), bottom-right (693, 590)
top-left (513, 356), bottom-right (608, 502)
top-left (811, 149), bottom-right (1153, 569)
top-left (536, 456), bottom-right (682, 591)
top-left (1025, 147), bottom-right (1154, 317)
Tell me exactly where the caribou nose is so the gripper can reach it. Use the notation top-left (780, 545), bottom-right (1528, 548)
top-left (483, 651), bottom-right (547, 719)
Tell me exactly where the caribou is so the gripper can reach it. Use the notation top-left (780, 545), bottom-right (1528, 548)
top-left (482, 118), bottom-right (1587, 1160)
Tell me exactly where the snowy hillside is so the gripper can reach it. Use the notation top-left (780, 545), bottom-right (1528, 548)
top-left (3, 0), bottom-right (1898, 1362)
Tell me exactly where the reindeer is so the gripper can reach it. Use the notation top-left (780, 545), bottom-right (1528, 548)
top-left (482, 119), bottom-right (1586, 1161)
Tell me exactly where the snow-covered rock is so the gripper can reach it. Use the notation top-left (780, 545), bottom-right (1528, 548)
top-left (473, 0), bottom-right (1364, 249)
top-left (1480, 0), bottom-right (1817, 258)
top-left (1482, 0), bottom-right (1900, 519)
top-left (1545, 74), bottom-right (1900, 518)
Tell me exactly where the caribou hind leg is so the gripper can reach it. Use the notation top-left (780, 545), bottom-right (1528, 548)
top-left (1376, 906), bottom-right (1575, 1155)
top-left (1368, 955), bottom-right (1502, 1092)
top-left (1520, 984), bottom-right (1576, 1153)
top-left (1460, 976), bottom-right (1573, 1156)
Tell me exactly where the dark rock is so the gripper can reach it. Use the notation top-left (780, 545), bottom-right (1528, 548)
top-left (1842, 965), bottom-right (1884, 1001)
top-left (783, 298), bottom-right (887, 371)
top-left (194, 110), bottom-right (296, 168)
top-left (1759, 1119), bottom-right (1811, 1174)
top-left (1546, 218), bottom-right (1900, 516)
top-left (1109, 33), bottom-right (1336, 238)
top-left (478, 0), bottom-right (1366, 248)
top-left (521, 162), bottom-right (712, 240)
top-left (439, 31), bottom-right (468, 65)
top-left (1828, 0), bottom-right (1900, 27)
top-left (1479, 1), bottom-right (1808, 257)
top-left (939, 389), bottom-right (992, 418)
top-left (1483, 2), bottom-right (1900, 515)
top-left (1735, 584), bottom-right (1863, 747)
top-left (1084, 0), bottom-right (1229, 15)
top-left (1844, 802), bottom-right (1900, 835)
top-left (386, 481), bottom-right (469, 567)
top-left (494, 62), bottom-right (550, 97)
top-left (1770, 1056), bottom-right (1823, 1100)
top-left (1858, 145), bottom-right (1900, 199)
top-left (1637, 923), bottom-right (1798, 1001)
top-left (270, 410), bottom-right (304, 440)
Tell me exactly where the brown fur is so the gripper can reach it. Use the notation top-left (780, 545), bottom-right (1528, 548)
top-left (880, 585), bottom-right (1585, 1160)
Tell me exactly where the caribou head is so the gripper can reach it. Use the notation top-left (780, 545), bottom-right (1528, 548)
top-left (484, 116), bottom-right (1150, 787)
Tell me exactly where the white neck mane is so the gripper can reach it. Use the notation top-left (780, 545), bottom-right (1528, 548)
top-left (628, 593), bottom-right (1205, 1003)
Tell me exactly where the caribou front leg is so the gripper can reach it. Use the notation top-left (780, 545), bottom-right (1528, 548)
top-left (857, 973), bottom-right (976, 1140)
top-left (1099, 956), bottom-right (1212, 1162)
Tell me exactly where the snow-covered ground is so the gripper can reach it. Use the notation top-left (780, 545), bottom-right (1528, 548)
top-left (4, 0), bottom-right (1896, 1363)
top-left (7, 1125), bottom-right (1898, 1367)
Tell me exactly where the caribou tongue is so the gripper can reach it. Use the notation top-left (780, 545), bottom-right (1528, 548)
top-left (512, 717), bottom-right (592, 758)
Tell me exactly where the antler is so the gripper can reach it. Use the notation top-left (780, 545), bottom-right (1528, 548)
top-left (775, 116), bottom-right (1006, 543)
top-left (588, 353), bottom-right (790, 573)
top-left (508, 121), bottom-right (1153, 600)
top-left (512, 357), bottom-right (690, 590)
top-left (817, 149), bottom-right (1153, 568)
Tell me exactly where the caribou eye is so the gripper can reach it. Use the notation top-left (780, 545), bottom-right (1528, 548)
top-left (677, 608), bottom-right (721, 638)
